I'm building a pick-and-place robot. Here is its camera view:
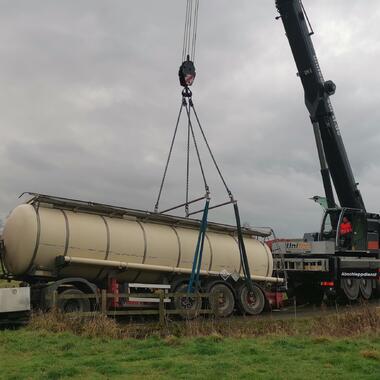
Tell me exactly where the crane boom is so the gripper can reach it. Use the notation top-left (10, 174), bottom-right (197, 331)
top-left (275, 0), bottom-right (365, 211)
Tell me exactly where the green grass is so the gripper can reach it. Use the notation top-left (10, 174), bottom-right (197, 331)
top-left (0, 330), bottom-right (379, 380)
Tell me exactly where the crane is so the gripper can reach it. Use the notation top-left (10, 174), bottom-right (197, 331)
top-left (274, 0), bottom-right (380, 302)
top-left (275, 0), bottom-right (380, 250)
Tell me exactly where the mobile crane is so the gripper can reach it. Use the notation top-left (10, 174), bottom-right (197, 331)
top-left (274, 0), bottom-right (380, 303)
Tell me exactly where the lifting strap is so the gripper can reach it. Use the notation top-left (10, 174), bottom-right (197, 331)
top-left (233, 202), bottom-right (254, 293)
top-left (187, 198), bottom-right (210, 293)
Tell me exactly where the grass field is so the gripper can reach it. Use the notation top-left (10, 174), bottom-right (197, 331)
top-left (1, 260), bottom-right (379, 379)
top-left (0, 308), bottom-right (379, 380)
top-left (0, 329), bottom-right (379, 380)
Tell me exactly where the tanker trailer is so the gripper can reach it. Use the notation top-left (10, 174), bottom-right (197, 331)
top-left (0, 193), bottom-right (283, 317)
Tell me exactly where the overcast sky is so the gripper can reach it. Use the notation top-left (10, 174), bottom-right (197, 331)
top-left (0, 0), bottom-right (379, 237)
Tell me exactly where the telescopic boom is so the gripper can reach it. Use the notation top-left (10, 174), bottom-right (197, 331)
top-left (276, 0), bottom-right (365, 211)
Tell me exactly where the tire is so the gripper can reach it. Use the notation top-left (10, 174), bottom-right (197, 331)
top-left (208, 283), bottom-right (235, 318)
top-left (57, 289), bottom-right (91, 313)
top-left (340, 278), bottom-right (360, 301)
top-left (237, 283), bottom-right (266, 316)
top-left (359, 279), bottom-right (372, 300)
top-left (173, 284), bottom-right (201, 319)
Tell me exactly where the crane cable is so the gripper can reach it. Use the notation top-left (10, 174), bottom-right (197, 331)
top-left (154, 95), bottom-right (209, 214)
top-left (182, 0), bottom-right (200, 63)
top-left (183, 98), bottom-right (209, 215)
top-left (179, 0), bottom-right (199, 88)
top-left (154, 101), bottom-right (184, 213)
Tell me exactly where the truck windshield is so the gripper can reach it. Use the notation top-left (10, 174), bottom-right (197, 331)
top-left (321, 210), bottom-right (340, 241)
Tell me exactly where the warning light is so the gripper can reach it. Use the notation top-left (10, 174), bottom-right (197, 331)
top-left (321, 281), bottom-right (334, 287)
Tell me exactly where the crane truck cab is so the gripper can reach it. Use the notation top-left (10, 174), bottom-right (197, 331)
top-left (320, 208), bottom-right (368, 252)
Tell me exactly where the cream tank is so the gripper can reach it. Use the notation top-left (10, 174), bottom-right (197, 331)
top-left (2, 197), bottom-right (274, 284)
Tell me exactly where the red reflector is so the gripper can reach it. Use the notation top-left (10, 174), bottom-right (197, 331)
top-left (368, 241), bottom-right (379, 250)
top-left (321, 281), bottom-right (334, 287)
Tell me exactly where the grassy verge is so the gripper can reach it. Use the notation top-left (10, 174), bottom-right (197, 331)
top-left (28, 304), bottom-right (380, 339)
top-left (0, 329), bottom-right (379, 379)
top-left (0, 308), bottom-right (378, 379)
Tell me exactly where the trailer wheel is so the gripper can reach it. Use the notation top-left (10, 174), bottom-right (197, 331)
top-left (173, 284), bottom-right (201, 319)
top-left (359, 279), bottom-right (372, 300)
top-left (58, 289), bottom-right (91, 313)
top-left (340, 279), bottom-right (360, 301)
top-left (208, 283), bottom-right (235, 318)
top-left (237, 284), bottom-right (265, 315)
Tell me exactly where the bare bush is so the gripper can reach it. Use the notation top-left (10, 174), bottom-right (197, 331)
top-left (28, 306), bottom-right (379, 340)
top-left (29, 311), bottom-right (122, 339)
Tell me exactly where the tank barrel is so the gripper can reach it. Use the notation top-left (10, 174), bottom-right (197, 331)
top-left (2, 196), bottom-right (275, 285)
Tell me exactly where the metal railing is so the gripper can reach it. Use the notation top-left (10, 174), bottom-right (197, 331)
top-left (50, 290), bottom-right (214, 325)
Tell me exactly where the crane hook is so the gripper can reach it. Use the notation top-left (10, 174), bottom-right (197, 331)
top-left (179, 54), bottom-right (196, 88)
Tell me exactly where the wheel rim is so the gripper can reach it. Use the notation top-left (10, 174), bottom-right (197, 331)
top-left (218, 291), bottom-right (227, 307)
top-left (341, 278), bottom-right (360, 301)
top-left (63, 299), bottom-right (82, 313)
top-left (359, 279), bottom-right (372, 300)
top-left (246, 290), bottom-right (257, 306)
top-left (174, 284), bottom-right (201, 319)
top-left (180, 295), bottom-right (197, 309)
top-left (238, 284), bottom-right (265, 315)
top-left (209, 284), bottom-right (234, 318)
top-left (57, 289), bottom-right (90, 313)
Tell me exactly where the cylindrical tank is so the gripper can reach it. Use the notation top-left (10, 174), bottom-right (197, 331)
top-left (3, 203), bottom-right (273, 284)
